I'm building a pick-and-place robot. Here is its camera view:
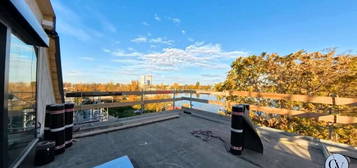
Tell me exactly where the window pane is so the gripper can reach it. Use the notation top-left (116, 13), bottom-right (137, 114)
top-left (7, 34), bottom-right (37, 165)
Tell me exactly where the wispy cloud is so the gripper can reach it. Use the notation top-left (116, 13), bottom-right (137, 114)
top-left (131, 36), bottom-right (174, 45)
top-left (154, 14), bottom-right (161, 21)
top-left (142, 21), bottom-right (150, 26)
top-left (131, 36), bottom-right (147, 43)
top-left (64, 67), bottom-right (134, 83)
top-left (90, 9), bottom-right (117, 33)
top-left (181, 30), bottom-right (186, 35)
top-left (53, 1), bottom-right (104, 41)
top-left (106, 42), bottom-right (248, 73)
top-left (99, 18), bottom-right (117, 33)
top-left (105, 49), bottom-right (143, 57)
top-left (54, 2), bottom-right (91, 41)
top-left (149, 37), bottom-right (174, 45)
top-left (79, 56), bottom-right (95, 61)
top-left (66, 70), bottom-right (84, 77)
top-left (53, 0), bottom-right (122, 47)
top-left (103, 48), bottom-right (111, 53)
top-left (188, 38), bottom-right (195, 42)
top-left (65, 45), bottom-right (237, 84)
top-left (112, 59), bottom-right (141, 64)
top-left (168, 17), bottom-right (181, 24)
top-left (201, 74), bottom-right (224, 78)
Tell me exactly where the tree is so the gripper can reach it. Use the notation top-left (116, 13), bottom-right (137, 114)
top-left (195, 81), bottom-right (200, 89)
top-left (171, 83), bottom-right (180, 89)
top-left (217, 50), bottom-right (357, 145)
top-left (220, 50), bottom-right (356, 96)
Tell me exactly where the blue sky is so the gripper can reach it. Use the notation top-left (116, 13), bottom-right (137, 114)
top-left (53, 0), bottom-right (357, 85)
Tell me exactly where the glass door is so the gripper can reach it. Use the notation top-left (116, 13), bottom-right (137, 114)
top-left (7, 34), bottom-right (37, 166)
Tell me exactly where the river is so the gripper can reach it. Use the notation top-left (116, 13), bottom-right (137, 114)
top-left (174, 93), bottom-right (224, 113)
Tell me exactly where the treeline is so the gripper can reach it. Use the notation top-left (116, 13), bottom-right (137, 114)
top-left (64, 81), bottom-right (209, 118)
top-left (64, 81), bottom-right (211, 92)
top-left (215, 50), bottom-right (357, 145)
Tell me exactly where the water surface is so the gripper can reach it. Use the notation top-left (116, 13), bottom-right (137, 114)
top-left (175, 93), bottom-right (223, 113)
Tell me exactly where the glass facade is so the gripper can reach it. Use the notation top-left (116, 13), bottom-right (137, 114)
top-left (7, 34), bottom-right (37, 165)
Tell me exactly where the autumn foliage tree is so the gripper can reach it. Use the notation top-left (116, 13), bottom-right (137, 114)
top-left (216, 50), bottom-right (357, 145)
top-left (220, 50), bottom-right (356, 96)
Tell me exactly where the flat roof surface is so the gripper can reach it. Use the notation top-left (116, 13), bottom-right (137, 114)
top-left (28, 109), bottom-right (356, 168)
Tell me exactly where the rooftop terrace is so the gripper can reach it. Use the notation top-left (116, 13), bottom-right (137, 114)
top-left (22, 108), bottom-right (357, 168)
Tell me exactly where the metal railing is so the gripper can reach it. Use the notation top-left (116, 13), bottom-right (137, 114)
top-left (195, 90), bottom-right (357, 124)
top-left (65, 90), bottom-right (357, 126)
top-left (66, 90), bottom-right (194, 124)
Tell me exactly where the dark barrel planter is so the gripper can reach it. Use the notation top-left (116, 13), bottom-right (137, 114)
top-left (64, 103), bottom-right (74, 148)
top-left (45, 104), bottom-right (65, 154)
top-left (230, 104), bottom-right (245, 155)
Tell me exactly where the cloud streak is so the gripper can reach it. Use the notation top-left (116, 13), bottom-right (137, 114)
top-left (105, 49), bottom-right (143, 57)
top-left (142, 21), bottom-right (150, 26)
top-left (149, 37), bottom-right (174, 45)
top-left (168, 17), bottom-right (181, 24)
top-left (107, 42), bottom-right (248, 73)
top-left (53, 1), bottom-right (115, 41)
top-left (154, 14), bottom-right (161, 21)
top-left (79, 56), bottom-right (95, 61)
top-left (131, 37), bottom-right (147, 43)
top-left (131, 36), bottom-right (174, 45)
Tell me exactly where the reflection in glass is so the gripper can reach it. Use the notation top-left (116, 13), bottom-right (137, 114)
top-left (7, 35), bottom-right (37, 165)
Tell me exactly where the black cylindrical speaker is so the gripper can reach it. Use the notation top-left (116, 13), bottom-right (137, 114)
top-left (64, 103), bottom-right (74, 148)
top-left (230, 105), bottom-right (245, 155)
top-left (46, 104), bottom-right (66, 154)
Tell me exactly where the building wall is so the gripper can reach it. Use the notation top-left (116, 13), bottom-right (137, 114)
top-left (36, 47), bottom-right (56, 136)
top-left (0, 0), bottom-right (60, 167)
top-left (140, 75), bottom-right (153, 88)
top-left (24, 0), bottom-right (60, 136)
top-left (25, 0), bottom-right (43, 22)
top-left (47, 37), bottom-right (64, 104)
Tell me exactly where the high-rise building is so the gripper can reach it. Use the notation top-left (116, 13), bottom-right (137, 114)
top-left (140, 75), bottom-right (153, 87)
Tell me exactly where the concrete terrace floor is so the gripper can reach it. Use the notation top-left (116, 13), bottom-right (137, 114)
top-left (24, 109), bottom-right (357, 168)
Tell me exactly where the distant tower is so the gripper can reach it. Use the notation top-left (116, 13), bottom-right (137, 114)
top-left (140, 76), bottom-right (145, 86)
top-left (140, 75), bottom-right (153, 88)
